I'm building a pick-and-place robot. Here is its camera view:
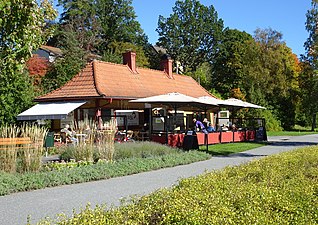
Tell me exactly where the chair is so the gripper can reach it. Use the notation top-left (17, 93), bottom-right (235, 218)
top-left (60, 132), bottom-right (72, 144)
top-left (54, 133), bottom-right (62, 143)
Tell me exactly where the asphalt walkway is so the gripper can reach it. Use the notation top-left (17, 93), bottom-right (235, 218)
top-left (1, 134), bottom-right (318, 225)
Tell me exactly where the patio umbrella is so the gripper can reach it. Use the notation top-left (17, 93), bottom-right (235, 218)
top-left (219, 98), bottom-right (266, 109)
top-left (197, 96), bottom-right (224, 105)
top-left (130, 92), bottom-right (218, 109)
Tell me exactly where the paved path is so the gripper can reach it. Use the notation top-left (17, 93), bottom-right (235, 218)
top-left (1, 134), bottom-right (318, 225)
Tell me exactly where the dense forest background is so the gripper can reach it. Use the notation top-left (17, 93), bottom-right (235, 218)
top-left (0, 0), bottom-right (317, 131)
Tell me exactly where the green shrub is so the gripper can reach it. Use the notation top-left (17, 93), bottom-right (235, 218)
top-left (60, 141), bottom-right (180, 162)
top-left (113, 141), bottom-right (180, 160)
top-left (39, 146), bottom-right (318, 224)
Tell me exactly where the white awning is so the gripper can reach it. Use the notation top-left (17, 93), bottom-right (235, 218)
top-left (17, 101), bottom-right (86, 120)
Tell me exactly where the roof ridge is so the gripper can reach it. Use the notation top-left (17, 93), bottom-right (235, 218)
top-left (92, 61), bottom-right (105, 97)
top-left (35, 62), bottom-right (101, 101)
top-left (93, 60), bottom-right (128, 67)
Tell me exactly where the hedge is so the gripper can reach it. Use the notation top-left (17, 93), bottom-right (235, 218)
top-left (0, 150), bottom-right (210, 196)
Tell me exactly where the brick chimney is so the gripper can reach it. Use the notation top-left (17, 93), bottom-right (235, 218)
top-left (123, 51), bottom-right (137, 73)
top-left (161, 55), bottom-right (173, 79)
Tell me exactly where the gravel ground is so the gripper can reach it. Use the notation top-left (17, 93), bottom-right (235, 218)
top-left (1, 134), bottom-right (318, 225)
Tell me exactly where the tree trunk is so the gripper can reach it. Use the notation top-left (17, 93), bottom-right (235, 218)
top-left (312, 113), bottom-right (316, 131)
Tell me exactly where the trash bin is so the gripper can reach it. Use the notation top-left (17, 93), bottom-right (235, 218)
top-left (44, 132), bottom-right (54, 148)
top-left (182, 130), bottom-right (199, 150)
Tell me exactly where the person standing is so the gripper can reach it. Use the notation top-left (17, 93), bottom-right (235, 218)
top-left (193, 118), bottom-right (208, 134)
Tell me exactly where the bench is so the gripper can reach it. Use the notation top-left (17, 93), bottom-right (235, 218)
top-left (0, 137), bottom-right (32, 149)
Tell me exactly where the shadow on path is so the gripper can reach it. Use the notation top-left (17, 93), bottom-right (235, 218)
top-left (225, 152), bottom-right (268, 158)
top-left (268, 141), bottom-right (318, 147)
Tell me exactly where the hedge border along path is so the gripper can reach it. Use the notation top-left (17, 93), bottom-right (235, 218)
top-left (0, 151), bottom-right (210, 196)
top-left (38, 145), bottom-right (318, 225)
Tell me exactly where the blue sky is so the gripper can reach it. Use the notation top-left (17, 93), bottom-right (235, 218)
top-left (54, 0), bottom-right (312, 57)
top-left (132, 0), bottom-right (312, 57)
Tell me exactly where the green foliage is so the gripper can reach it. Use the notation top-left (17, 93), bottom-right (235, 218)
top-left (235, 28), bottom-right (300, 130)
top-left (187, 62), bottom-right (211, 90)
top-left (0, 0), bottom-right (56, 124)
top-left (156, 0), bottom-right (224, 73)
top-left (0, 0), bottom-right (56, 63)
top-left (102, 41), bottom-right (150, 67)
top-left (0, 69), bottom-right (35, 125)
top-left (41, 146), bottom-right (318, 224)
top-left (0, 150), bottom-right (210, 196)
top-left (57, 0), bottom-right (148, 58)
top-left (95, 0), bottom-right (147, 48)
top-left (247, 109), bottom-right (283, 131)
top-left (304, 0), bottom-right (318, 69)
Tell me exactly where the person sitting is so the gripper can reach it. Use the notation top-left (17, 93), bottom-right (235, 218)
top-left (221, 124), bottom-right (229, 131)
top-left (203, 118), bottom-right (215, 133)
top-left (230, 123), bottom-right (238, 131)
top-left (60, 124), bottom-right (78, 144)
top-left (193, 118), bottom-right (208, 134)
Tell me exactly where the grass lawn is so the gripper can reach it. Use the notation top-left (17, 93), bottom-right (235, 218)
top-left (267, 131), bottom-right (317, 136)
top-left (199, 142), bottom-right (267, 155)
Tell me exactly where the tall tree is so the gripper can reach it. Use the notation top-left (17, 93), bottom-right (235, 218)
top-left (58, 0), bottom-right (148, 54)
top-left (302, 0), bottom-right (318, 130)
top-left (156, 0), bottom-right (224, 73)
top-left (211, 28), bottom-right (253, 98)
top-left (58, 0), bottom-right (99, 52)
top-left (96, 0), bottom-right (147, 50)
top-left (242, 28), bottom-right (300, 129)
top-left (0, 0), bottom-right (56, 125)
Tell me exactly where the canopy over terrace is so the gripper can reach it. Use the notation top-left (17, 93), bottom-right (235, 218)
top-left (130, 93), bottom-right (267, 148)
top-left (130, 92), bottom-right (219, 146)
top-left (17, 101), bottom-right (87, 121)
top-left (130, 92), bottom-right (219, 132)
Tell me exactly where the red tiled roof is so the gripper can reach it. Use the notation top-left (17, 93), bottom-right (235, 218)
top-left (36, 60), bottom-right (213, 101)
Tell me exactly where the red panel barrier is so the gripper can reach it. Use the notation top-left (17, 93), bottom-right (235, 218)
top-left (197, 132), bottom-right (222, 145)
top-left (197, 133), bottom-right (205, 145)
top-left (177, 134), bottom-right (185, 147)
top-left (220, 131), bottom-right (233, 143)
top-left (246, 130), bottom-right (255, 141)
top-left (207, 133), bottom-right (220, 144)
top-left (151, 135), bottom-right (165, 144)
top-left (152, 134), bottom-right (186, 148)
top-left (234, 131), bottom-right (245, 142)
top-left (152, 130), bottom-right (256, 147)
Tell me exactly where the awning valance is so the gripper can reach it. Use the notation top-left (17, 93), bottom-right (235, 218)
top-left (17, 101), bottom-right (86, 121)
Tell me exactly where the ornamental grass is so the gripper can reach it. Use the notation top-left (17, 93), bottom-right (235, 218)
top-left (19, 124), bottom-right (47, 173)
top-left (0, 125), bottom-right (19, 173)
top-left (0, 124), bottom-right (47, 173)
